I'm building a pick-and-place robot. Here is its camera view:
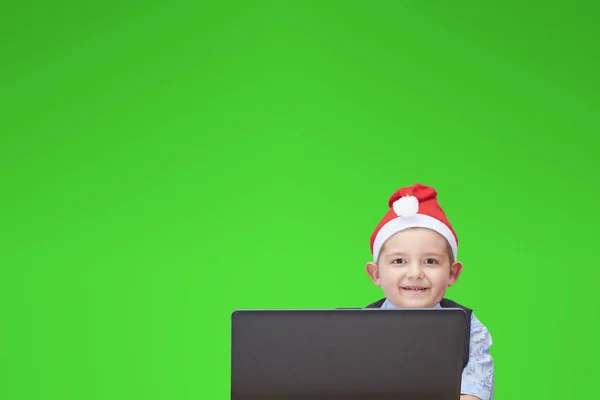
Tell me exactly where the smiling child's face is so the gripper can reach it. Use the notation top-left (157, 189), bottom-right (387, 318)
top-left (366, 228), bottom-right (462, 308)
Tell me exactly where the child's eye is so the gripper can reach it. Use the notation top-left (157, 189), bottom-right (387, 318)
top-left (424, 258), bottom-right (438, 264)
top-left (392, 258), bottom-right (406, 264)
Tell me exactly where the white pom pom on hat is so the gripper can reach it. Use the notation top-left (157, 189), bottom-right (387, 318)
top-left (392, 195), bottom-right (419, 217)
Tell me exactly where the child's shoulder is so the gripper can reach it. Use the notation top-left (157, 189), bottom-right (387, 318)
top-left (364, 297), bottom-right (386, 308)
top-left (440, 297), bottom-right (473, 311)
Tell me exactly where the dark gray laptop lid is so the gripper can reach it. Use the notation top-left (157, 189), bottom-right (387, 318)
top-left (231, 308), bottom-right (468, 400)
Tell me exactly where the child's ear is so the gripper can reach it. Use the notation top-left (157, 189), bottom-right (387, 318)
top-left (366, 262), bottom-right (381, 286)
top-left (447, 261), bottom-right (463, 286)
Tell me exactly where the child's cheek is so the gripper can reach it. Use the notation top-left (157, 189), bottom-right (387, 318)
top-left (382, 270), bottom-right (402, 285)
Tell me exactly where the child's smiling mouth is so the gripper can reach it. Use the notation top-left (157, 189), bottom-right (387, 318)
top-left (401, 286), bottom-right (429, 291)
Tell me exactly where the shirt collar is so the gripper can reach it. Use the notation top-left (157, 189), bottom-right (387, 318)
top-left (381, 298), bottom-right (442, 309)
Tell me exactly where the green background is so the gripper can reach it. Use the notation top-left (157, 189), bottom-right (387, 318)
top-left (1, 1), bottom-right (598, 399)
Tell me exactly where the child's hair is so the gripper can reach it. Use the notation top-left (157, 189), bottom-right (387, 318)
top-left (378, 227), bottom-right (455, 265)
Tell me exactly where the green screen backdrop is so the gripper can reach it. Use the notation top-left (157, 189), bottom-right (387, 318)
top-left (1, 1), bottom-right (599, 399)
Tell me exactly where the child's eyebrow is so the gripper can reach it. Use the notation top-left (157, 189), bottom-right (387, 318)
top-left (424, 252), bottom-right (445, 256)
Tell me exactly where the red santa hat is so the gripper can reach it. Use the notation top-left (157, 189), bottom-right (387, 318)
top-left (370, 183), bottom-right (458, 262)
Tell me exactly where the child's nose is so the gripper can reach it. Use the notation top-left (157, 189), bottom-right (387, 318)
top-left (406, 262), bottom-right (424, 279)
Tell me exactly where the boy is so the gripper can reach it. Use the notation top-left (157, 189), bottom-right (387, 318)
top-left (365, 183), bottom-right (494, 400)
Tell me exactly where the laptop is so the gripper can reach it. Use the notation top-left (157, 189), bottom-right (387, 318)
top-left (231, 308), bottom-right (469, 400)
